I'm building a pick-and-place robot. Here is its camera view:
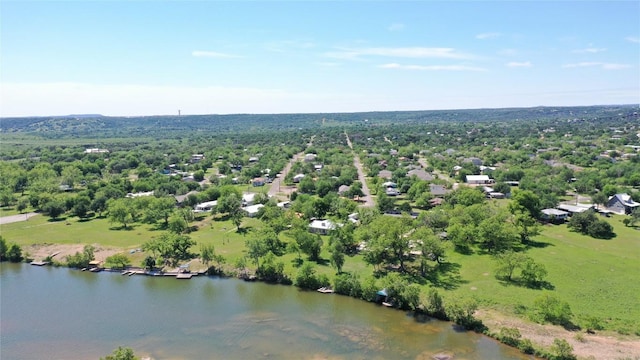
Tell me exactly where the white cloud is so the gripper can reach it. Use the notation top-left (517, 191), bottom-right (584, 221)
top-left (191, 50), bottom-right (244, 58)
top-left (562, 62), bottom-right (631, 70)
top-left (506, 61), bottom-right (532, 68)
top-left (476, 32), bottom-right (501, 40)
top-left (572, 47), bottom-right (606, 53)
top-left (325, 47), bottom-right (474, 60)
top-left (626, 36), bottom-right (640, 43)
top-left (379, 63), bottom-right (487, 71)
top-left (387, 23), bottom-right (405, 31)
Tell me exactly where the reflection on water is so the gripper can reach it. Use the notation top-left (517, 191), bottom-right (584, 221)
top-left (0, 263), bottom-right (530, 359)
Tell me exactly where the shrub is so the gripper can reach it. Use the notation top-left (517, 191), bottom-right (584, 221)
top-left (498, 327), bottom-right (522, 347)
top-left (530, 294), bottom-right (573, 327)
top-left (423, 288), bottom-right (446, 318)
top-left (333, 273), bottom-right (362, 298)
top-left (518, 338), bottom-right (535, 354)
top-left (550, 338), bottom-right (576, 360)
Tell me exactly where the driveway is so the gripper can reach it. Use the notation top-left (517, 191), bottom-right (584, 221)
top-left (0, 212), bottom-right (39, 225)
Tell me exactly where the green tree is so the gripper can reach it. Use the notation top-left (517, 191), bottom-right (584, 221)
top-left (295, 261), bottom-right (328, 289)
top-left (167, 214), bottom-right (188, 234)
top-left (142, 255), bottom-right (157, 270)
top-left (509, 189), bottom-right (541, 219)
top-left (445, 298), bottom-right (480, 330)
top-left (245, 237), bottom-right (268, 268)
top-left (42, 198), bottom-right (66, 220)
top-left (329, 242), bottom-right (345, 273)
top-left (72, 195), bottom-right (91, 219)
top-left (550, 338), bottom-right (576, 360)
top-left (16, 197), bottom-right (29, 213)
top-left (520, 258), bottom-right (548, 287)
top-left (100, 346), bottom-right (138, 360)
top-left (294, 229), bottom-right (323, 261)
top-left (7, 243), bottom-right (23, 262)
top-left (494, 251), bottom-right (529, 281)
top-left (0, 236), bottom-right (8, 261)
top-left (530, 294), bottom-right (573, 327)
top-left (107, 198), bottom-right (135, 229)
top-left (105, 253), bottom-right (131, 269)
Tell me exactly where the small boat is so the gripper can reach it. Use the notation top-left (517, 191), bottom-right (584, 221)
top-left (317, 287), bottom-right (334, 294)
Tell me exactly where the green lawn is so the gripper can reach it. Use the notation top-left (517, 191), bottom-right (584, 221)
top-left (444, 215), bottom-right (640, 333)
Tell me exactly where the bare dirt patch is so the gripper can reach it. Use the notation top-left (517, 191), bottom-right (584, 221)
top-left (477, 309), bottom-right (640, 360)
top-left (26, 243), bottom-right (122, 263)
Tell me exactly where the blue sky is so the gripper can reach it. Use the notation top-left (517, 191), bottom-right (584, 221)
top-left (1, 1), bottom-right (639, 117)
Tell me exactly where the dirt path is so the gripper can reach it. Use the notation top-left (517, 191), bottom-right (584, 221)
top-left (477, 309), bottom-right (640, 360)
top-left (26, 243), bottom-right (123, 263)
top-left (345, 131), bottom-right (374, 208)
top-left (268, 135), bottom-right (315, 201)
top-left (0, 212), bottom-right (39, 225)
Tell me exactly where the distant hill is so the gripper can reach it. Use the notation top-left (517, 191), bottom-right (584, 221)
top-left (0, 105), bottom-right (637, 139)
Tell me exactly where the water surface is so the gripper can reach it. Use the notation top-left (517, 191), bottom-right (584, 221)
top-left (0, 263), bottom-right (529, 359)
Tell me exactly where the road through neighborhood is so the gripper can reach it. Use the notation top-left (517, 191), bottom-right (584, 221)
top-left (345, 131), bottom-right (375, 208)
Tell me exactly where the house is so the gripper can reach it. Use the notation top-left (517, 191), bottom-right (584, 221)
top-left (304, 153), bottom-right (317, 162)
top-left (338, 185), bottom-right (350, 195)
top-left (557, 203), bottom-right (593, 214)
top-left (85, 148), bottom-right (109, 154)
top-left (386, 188), bottom-right (400, 196)
top-left (194, 200), bottom-right (217, 213)
top-left (488, 192), bottom-right (505, 199)
top-left (347, 213), bottom-right (359, 224)
top-left (126, 191), bottom-right (155, 198)
top-left (465, 175), bottom-right (494, 185)
top-left (429, 197), bottom-right (445, 207)
top-left (382, 181), bottom-right (397, 188)
top-left (429, 184), bottom-right (449, 196)
top-left (277, 201), bottom-right (291, 209)
top-left (190, 154), bottom-right (205, 163)
top-left (378, 170), bottom-right (393, 180)
top-left (314, 164), bottom-right (323, 172)
top-left (407, 169), bottom-right (433, 181)
top-left (606, 193), bottom-right (640, 215)
top-left (309, 219), bottom-right (337, 235)
top-left (174, 191), bottom-right (199, 207)
top-left (389, 149), bottom-right (398, 156)
top-left (541, 208), bottom-right (569, 222)
top-left (242, 193), bottom-right (257, 206)
top-left (248, 156), bottom-right (259, 163)
top-left (293, 174), bottom-right (305, 183)
top-left (464, 157), bottom-right (483, 166)
top-left (252, 178), bottom-right (266, 187)
top-left (243, 204), bottom-right (264, 218)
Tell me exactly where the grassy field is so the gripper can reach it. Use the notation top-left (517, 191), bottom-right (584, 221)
top-left (445, 215), bottom-right (640, 333)
top-left (2, 210), bottom-right (638, 333)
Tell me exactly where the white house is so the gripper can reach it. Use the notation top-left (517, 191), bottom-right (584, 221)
top-left (242, 193), bottom-right (257, 206)
top-left (465, 175), bottom-right (494, 185)
top-left (304, 153), bottom-right (317, 162)
top-left (541, 208), bottom-right (569, 222)
top-left (309, 219), bottom-right (337, 235)
top-left (606, 193), bottom-right (640, 215)
top-left (126, 191), bottom-right (155, 198)
top-left (194, 200), bottom-right (217, 213)
top-left (243, 204), bottom-right (264, 218)
top-left (293, 174), bottom-right (306, 183)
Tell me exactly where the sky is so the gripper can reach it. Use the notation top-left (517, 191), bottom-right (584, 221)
top-left (1, 0), bottom-right (639, 117)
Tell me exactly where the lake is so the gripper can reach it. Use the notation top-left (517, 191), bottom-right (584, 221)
top-left (0, 263), bottom-right (530, 359)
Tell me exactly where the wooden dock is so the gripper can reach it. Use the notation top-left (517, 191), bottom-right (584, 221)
top-left (30, 261), bottom-right (49, 266)
top-left (176, 273), bottom-right (194, 279)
